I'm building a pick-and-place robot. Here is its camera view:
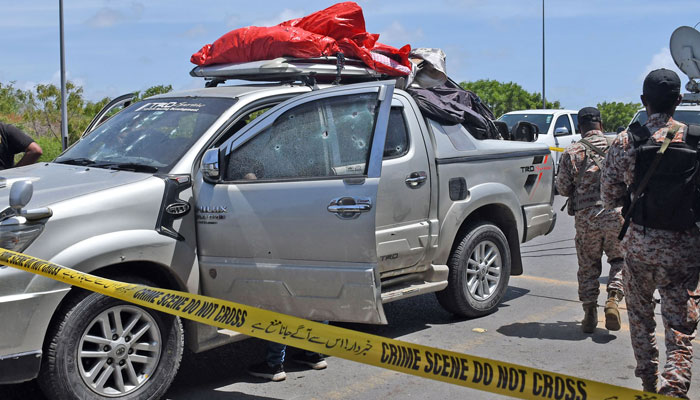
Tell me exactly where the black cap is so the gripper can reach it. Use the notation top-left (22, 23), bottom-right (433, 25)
top-left (643, 68), bottom-right (681, 101)
top-left (578, 107), bottom-right (601, 123)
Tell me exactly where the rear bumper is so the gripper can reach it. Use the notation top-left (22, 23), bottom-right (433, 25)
top-left (0, 351), bottom-right (42, 384)
top-left (522, 203), bottom-right (556, 242)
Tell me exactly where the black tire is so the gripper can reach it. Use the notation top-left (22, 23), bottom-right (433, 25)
top-left (436, 221), bottom-right (511, 318)
top-left (38, 283), bottom-right (184, 400)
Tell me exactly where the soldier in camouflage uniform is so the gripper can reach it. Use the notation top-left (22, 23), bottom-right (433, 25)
top-left (601, 69), bottom-right (700, 397)
top-left (556, 107), bottom-right (624, 334)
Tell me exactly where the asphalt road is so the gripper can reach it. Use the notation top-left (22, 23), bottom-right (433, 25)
top-left (3, 195), bottom-right (699, 399)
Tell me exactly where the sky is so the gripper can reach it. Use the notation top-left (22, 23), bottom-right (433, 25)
top-left (2, 0), bottom-right (700, 113)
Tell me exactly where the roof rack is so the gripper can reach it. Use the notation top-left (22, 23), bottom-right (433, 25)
top-left (190, 56), bottom-right (389, 86)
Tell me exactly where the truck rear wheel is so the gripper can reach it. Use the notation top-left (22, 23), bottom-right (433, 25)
top-left (436, 221), bottom-right (511, 317)
top-left (38, 283), bottom-right (183, 400)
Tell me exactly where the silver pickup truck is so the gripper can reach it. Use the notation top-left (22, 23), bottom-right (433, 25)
top-left (0, 59), bottom-right (555, 400)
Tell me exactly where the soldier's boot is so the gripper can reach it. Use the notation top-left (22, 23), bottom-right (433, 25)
top-left (604, 290), bottom-right (623, 331)
top-left (581, 302), bottom-right (598, 334)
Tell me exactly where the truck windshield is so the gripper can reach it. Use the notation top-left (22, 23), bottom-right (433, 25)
top-left (631, 110), bottom-right (700, 126)
top-left (498, 113), bottom-right (553, 135)
top-left (56, 97), bottom-right (236, 172)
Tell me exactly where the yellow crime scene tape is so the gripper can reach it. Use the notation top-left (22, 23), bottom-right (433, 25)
top-left (550, 146), bottom-right (565, 152)
top-left (0, 248), bottom-right (671, 400)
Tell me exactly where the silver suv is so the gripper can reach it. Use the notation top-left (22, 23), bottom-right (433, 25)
top-left (0, 58), bottom-right (556, 400)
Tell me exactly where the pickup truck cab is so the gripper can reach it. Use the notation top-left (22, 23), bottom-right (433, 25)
top-left (0, 57), bottom-right (556, 400)
top-left (498, 109), bottom-right (582, 171)
top-left (630, 104), bottom-right (700, 126)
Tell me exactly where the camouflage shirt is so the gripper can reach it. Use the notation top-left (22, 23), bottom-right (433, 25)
top-left (601, 113), bottom-right (700, 266)
top-left (557, 129), bottom-right (621, 229)
top-left (557, 129), bottom-right (609, 207)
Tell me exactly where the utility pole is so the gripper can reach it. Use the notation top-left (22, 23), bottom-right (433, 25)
top-left (59, 0), bottom-right (68, 150)
top-left (542, 0), bottom-right (546, 109)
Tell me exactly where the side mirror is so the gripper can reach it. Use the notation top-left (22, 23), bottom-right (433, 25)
top-left (201, 149), bottom-right (221, 181)
top-left (554, 127), bottom-right (570, 136)
top-left (511, 121), bottom-right (539, 142)
top-left (9, 180), bottom-right (33, 212)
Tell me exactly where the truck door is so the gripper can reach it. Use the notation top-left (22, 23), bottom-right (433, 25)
top-left (552, 114), bottom-right (575, 168)
top-left (375, 95), bottom-right (432, 275)
top-left (194, 81), bottom-right (395, 324)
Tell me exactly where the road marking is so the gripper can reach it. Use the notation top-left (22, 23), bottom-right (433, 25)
top-left (512, 275), bottom-right (577, 286)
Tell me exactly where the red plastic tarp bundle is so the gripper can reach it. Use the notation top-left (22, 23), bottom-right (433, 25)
top-left (190, 2), bottom-right (411, 76)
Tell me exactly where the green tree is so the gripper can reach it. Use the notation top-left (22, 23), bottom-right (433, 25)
top-left (0, 81), bottom-right (28, 125)
top-left (596, 101), bottom-right (641, 132)
top-left (22, 81), bottom-right (91, 141)
top-left (459, 79), bottom-right (561, 117)
top-left (134, 84), bottom-right (173, 102)
top-left (0, 82), bottom-right (178, 161)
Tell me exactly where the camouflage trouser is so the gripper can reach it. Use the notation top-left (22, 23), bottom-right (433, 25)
top-left (624, 259), bottom-right (700, 398)
top-left (574, 211), bottom-right (625, 304)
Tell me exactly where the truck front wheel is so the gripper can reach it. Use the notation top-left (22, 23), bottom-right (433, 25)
top-left (38, 285), bottom-right (183, 400)
top-left (436, 221), bottom-right (511, 317)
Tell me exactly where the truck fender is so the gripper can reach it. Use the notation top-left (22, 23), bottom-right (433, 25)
top-left (24, 229), bottom-right (198, 295)
top-left (435, 182), bottom-right (524, 273)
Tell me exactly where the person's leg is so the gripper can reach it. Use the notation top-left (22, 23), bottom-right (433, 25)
top-left (291, 321), bottom-right (328, 370)
top-left (602, 222), bottom-right (625, 330)
top-left (624, 259), bottom-right (659, 392)
top-left (575, 217), bottom-right (603, 333)
top-left (657, 267), bottom-right (700, 399)
top-left (576, 218), bottom-right (604, 304)
top-left (248, 342), bottom-right (287, 381)
top-left (266, 342), bottom-right (286, 366)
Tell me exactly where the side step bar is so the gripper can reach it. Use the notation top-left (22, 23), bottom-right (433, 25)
top-left (380, 264), bottom-right (449, 304)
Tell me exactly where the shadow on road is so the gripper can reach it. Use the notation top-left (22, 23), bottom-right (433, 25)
top-left (496, 320), bottom-right (618, 344)
top-left (0, 380), bottom-right (46, 400)
top-left (169, 389), bottom-right (280, 400)
top-left (501, 286), bottom-right (530, 304)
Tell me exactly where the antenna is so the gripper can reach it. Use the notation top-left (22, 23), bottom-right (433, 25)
top-left (670, 26), bottom-right (700, 102)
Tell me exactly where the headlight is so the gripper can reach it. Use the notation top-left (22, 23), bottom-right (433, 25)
top-left (0, 219), bottom-right (44, 253)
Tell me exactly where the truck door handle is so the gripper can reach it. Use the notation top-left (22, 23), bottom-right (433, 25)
top-left (405, 171), bottom-right (427, 188)
top-left (327, 197), bottom-right (372, 219)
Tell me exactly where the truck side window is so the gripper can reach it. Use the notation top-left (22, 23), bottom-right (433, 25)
top-left (226, 93), bottom-right (379, 181)
top-left (384, 107), bottom-right (409, 159)
top-left (571, 114), bottom-right (580, 133)
top-left (554, 115), bottom-right (572, 135)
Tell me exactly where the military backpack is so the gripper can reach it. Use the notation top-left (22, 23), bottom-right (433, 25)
top-left (618, 121), bottom-right (700, 238)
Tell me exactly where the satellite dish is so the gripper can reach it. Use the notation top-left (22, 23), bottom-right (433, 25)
top-left (670, 26), bottom-right (700, 80)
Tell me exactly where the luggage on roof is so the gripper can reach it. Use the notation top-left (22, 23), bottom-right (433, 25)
top-left (190, 2), bottom-right (411, 77)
